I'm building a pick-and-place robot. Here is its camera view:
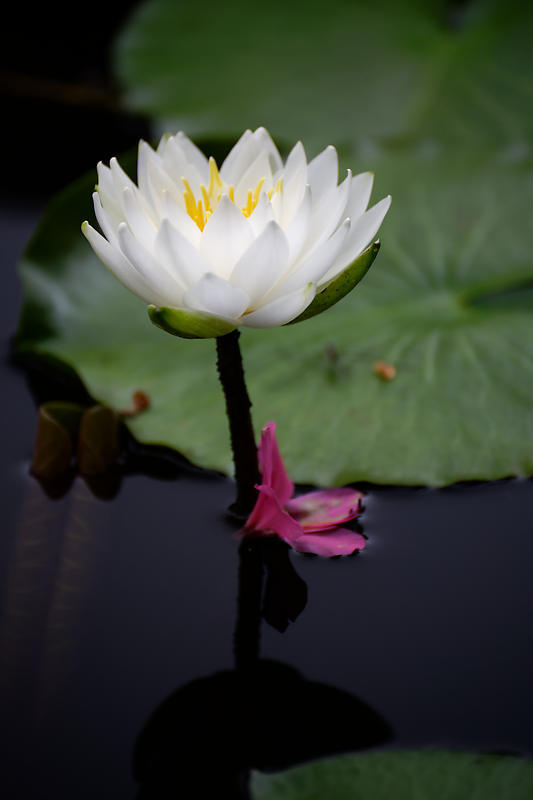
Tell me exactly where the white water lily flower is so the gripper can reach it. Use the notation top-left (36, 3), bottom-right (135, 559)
top-left (82, 127), bottom-right (390, 338)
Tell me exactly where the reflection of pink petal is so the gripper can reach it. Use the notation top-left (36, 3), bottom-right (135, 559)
top-left (245, 485), bottom-right (303, 542)
top-left (285, 488), bottom-right (363, 531)
top-left (258, 422), bottom-right (294, 507)
top-left (290, 529), bottom-right (366, 557)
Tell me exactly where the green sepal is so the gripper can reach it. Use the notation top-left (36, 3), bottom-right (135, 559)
top-left (148, 305), bottom-right (237, 339)
top-left (288, 241), bottom-right (380, 325)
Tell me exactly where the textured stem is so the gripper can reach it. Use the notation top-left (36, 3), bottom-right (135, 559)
top-left (216, 330), bottom-right (261, 517)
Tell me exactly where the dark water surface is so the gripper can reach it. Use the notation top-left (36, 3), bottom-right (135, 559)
top-left (1, 205), bottom-right (533, 798)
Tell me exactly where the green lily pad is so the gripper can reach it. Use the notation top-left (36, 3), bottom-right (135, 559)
top-left (114, 0), bottom-right (532, 155)
top-left (251, 750), bottom-right (533, 800)
top-left (14, 147), bottom-right (533, 486)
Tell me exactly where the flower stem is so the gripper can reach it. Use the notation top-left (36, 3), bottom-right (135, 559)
top-left (216, 330), bottom-right (261, 517)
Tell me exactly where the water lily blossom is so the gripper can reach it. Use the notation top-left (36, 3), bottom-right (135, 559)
top-left (82, 128), bottom-right (390, 338)
top-left (245, 423), bottom-right (365, 557)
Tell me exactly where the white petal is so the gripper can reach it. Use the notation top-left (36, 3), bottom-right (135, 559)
top-left (138, 140), bottom-right (181, 219)
top-left (122, 187), bottom-right (156, 251)
top-left (161, 136), bottom-right (205, 196)
top-left (93, 192), bottom-right (120, 244)
top-left (137, 140), bottom-right (160, 208)
top-left (156, 133), bottom-right (170, 156)
top-left (184, 273), bottom-right (250, 319)
top-left (252, 127), bottom-right (283, 173)
top-left (96, 161), bottom-right (116, 200)
top-left (110, 156), bottom-right (138, 197)
top-left (220, 129), bottom-right (255, 184)
top-left (284, 185), bottom-right (311, 262)
top-left (160, 136), bottom-right (187, 177)
top-left (344, 171), bottom-right (374, 222)
top-left (160, 190), bottom-right (201, 248)
top-left (307, 145), bottom-right (338, 199)
top-left (154, 219), bottom-right (211, 291)
top-left (280, 141), bottom-right (308, 227)
top-left (248, 191), bottom-right (275, 237)
top-left (110, 157), bottom-right (142, 221)
top-left (301, 170), bottom-right (352, 257)
top-left (148, 150), bottom-right (183, 203)
top-left (242, 283), bottom-right (316, 328)
top-left (82, 222), bottom-right (160, 304)
top-left (325, 195), bottom-right (392, 281)
top-left (270, 220), bottom-right (350, 299)
top-left (96, 162), bottom-right (122, 221)
top-left (234, 151), bottom-right (274, 207)
top-left (230, 221), bottom-right (290, 307)
top-left (117, 223), bottom-right (184, 306)
top-left (199, 195), bottom-right (253, 278)
top-left (175, 131), bottom-right (209, 182)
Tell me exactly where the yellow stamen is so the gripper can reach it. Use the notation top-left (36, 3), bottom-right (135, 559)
top-left (201, 185), bottom-right (211, 212)
top-left (182, 158), bottom-right (273, 228)
top-left (243, 190), bottom-right (253, 217)
top-left (208, 157), bottom-right (223, 196)
top-left (197, 199), bottom-right (205, 230)
top-left (242, 178), bottom-right (267, 217)
top-left (182, 177), bottom-right (197, 218)
top-left (253, 178), bottom-right (265, 205)
top-left (268, 177), bottom-right (283, 202)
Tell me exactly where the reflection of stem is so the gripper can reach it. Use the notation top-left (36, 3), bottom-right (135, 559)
top-left (216, 331), bottom-right (260, 516)
top-left (233, 540), bottom-right (264, 672)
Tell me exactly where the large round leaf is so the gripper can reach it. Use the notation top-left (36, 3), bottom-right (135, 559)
top-left (251, 750), bottom-right (533, 800)
top-left (114, 0), bottom-right (532, 155)
top-left (15, 148), bottom-right (533, 486)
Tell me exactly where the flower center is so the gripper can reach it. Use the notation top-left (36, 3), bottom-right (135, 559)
top-left (181, 157), bottom-right (282, 231)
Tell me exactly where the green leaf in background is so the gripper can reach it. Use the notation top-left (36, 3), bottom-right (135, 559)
top-left (114, 0), bottom-right (532, 156)
top-left (251, 750), bottom-right (533, 800)
top-left (15, 147), bottom-right (533, 486)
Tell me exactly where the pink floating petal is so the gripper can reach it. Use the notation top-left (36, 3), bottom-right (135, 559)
top-left (285, 487), bottom-right (363, 532)
top-left (258, 422), bottom-right (294, 506)
top-left (290, 528), bottom-right (366, 557)
top-left (245, 485), bottom-right (303, 542)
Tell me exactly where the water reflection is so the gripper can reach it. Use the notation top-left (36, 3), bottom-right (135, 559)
top-left (133, 659), bottom-right (392, 798)
top-left (134, 538), bottom-right (391, 798)
top-left (29, 398), bottom-right (208, 499)
top-left (0, 477), bottom-right (110, 728)
top-left (2, 394), bottom-right (391, 798)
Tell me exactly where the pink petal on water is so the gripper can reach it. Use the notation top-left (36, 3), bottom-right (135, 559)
top-left (245, 485), bottom-right (303, 542)
top-left (285, 487), bottom-right (363, 531)
top-left (290, 528), bottom-right (366, 557)
top-left (257, 422), bottom-right (294, 506)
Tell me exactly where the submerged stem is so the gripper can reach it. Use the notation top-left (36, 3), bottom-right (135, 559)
top-left (216, 330), bottom-right (261, 517)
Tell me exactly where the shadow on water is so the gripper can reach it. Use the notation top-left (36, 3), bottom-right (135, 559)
top-left (133, 659), bottom-right (392, 799)
top-left (133, 538), bottom-right (391, 799)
